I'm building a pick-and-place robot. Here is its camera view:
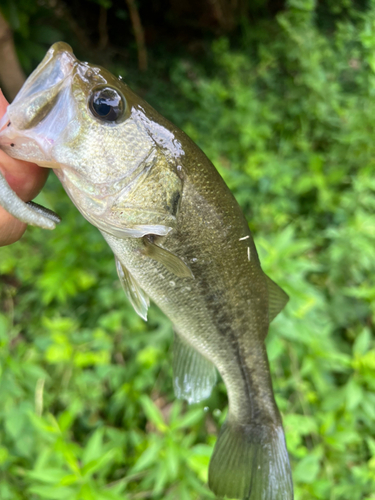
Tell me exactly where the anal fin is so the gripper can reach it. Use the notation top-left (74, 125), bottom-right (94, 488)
top-left (115, 257), bottom-right (150, 321)
top-left (173, 332), bottom-right (217, 404)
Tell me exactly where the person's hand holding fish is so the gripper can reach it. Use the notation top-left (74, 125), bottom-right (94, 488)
top-left (0, 90), bottom-right (49, 246)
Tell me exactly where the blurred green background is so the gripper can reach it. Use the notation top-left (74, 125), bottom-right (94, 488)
top-left (1, 0), bottom-right (375, 498)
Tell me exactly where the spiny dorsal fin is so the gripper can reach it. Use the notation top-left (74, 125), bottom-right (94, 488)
top-left (173, 332), bottom-right (217, 404)
top-left (142, 236), bottom-right (193, 278)
top-left (265, 275), bottom-right (289, 322)
top-left (115, 257), bottom-right (150, 321)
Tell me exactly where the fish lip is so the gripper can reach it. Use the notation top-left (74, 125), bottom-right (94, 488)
top-left (0, 117), bottom-right (56, 164)
top-left (0, 43), bottom-right (80, 165)
top-left (11, 43), bottom-right (77, 108)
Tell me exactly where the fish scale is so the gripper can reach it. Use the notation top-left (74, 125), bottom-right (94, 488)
top-left (0, 42), bottom-right (293, 499)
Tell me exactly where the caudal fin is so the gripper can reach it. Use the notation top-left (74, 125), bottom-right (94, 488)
top-left (208, 420), bottom-right (293, 499)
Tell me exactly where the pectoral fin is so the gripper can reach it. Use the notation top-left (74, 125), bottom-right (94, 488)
top-left (142, 236), bottom-right (193, 278)
top-left (86, 210), bottom-right (173, 239)
top-left (115, 257), bottom-right (150, 320)
top-left (173, 332), bottom-right (217, 404)
top-left (265, 275), bottom-right (289, 322)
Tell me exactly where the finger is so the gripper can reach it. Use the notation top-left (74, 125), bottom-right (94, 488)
top-left (0, 150), bottom-right (49, 201)
top-left (0, 153), bottom-right (50, 246)
top-left (0, 89), bottom-right (7, 116)
top-left (0, 90), bottom-right (49, 199)
top-left (0, 90), bottom-right (50, 246)
top-left (0, 208), bottom-right (27, 246)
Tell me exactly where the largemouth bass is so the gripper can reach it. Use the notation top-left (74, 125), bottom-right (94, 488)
top-left (0, 43), bottom-right (293, 500)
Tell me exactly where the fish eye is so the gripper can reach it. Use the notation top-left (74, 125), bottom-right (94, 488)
top-left (88, 87), bottom-right (125, 122)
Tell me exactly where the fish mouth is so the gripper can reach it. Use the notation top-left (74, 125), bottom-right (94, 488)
top-left (0, 42), bottom-right (79, 230)
top-left (0, 112), bottom-right (56, 166)
top-left (0, 42), bottom-right (78, 166)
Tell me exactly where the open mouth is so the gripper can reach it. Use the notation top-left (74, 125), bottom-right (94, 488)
top-left (0, 43), bottom-right (77, 230)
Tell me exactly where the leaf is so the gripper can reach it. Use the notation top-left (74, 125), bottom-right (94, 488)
top-left (82, 428), bottom-right (104, 466)
top-left (27, 468), bottom-right (68, 484)
top-left (293, 454), bottom-right (321, 483)
top-left (353, 328), bottom-right (371, 356)
top-left (81, 450), bottom-right (116, 478)
top-left (172, 407), bottom-right (204, 430)
top-left (131, 441), bottom-right (163, 473)
top-left (139, 396), bottom-right (167, 432)
top-left (165, 443), bottom-right (180, 480)
top-left (28, 486), bottom-right (75, 499)
top-left (346, 378), bottom-right (364, 411)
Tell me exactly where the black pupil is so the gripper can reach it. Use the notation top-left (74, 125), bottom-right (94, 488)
top-left (90, 88), bottom-right (123, 122)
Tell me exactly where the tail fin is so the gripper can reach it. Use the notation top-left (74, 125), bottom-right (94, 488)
top-left (208, 420), bottom-right (293, 500)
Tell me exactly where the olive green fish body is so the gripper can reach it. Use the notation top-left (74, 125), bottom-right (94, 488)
top-left (0, 43), bottom-right (293, 499)
top-left (102, 125), bottom-right (275, 418)
top-left (98, 122), bottom-right (291, 498)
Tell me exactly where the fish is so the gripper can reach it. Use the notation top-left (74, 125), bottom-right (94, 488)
top-left (0, 42), bottom-right (293, 499)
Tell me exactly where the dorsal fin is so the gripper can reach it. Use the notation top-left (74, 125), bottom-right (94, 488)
top-left (265, 275), bottom-right (289, 322)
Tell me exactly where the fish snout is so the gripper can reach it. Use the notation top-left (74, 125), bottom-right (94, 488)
top-left (7, 42), bottom-right (77, 131)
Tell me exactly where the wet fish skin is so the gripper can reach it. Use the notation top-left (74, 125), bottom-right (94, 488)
top-left (0, 43), bottom-right (293, 499)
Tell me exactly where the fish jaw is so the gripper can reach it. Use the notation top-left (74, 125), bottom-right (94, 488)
top-left (7, 42), bottom-right (75, 131)
top-left (0, 42), bottom-right (80, 167)
top-left (0, 42), bottom-right (81, 229)
top-left (0, 114), bottom-right (58, 167)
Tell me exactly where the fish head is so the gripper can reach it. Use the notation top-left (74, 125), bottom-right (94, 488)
top-left (0, 42), bottom-right (181, 237)
top-left (0, 42), bottom-right (154, 182)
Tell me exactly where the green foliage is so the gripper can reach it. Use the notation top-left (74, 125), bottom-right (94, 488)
top-left (2, 1), bottom-right (375, 499)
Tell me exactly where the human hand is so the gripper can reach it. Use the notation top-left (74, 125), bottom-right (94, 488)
top-left (0, 89), bottom-right (49, 246)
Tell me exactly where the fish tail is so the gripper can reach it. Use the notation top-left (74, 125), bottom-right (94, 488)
top-left (208, 419), bottom-right (293, 500)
